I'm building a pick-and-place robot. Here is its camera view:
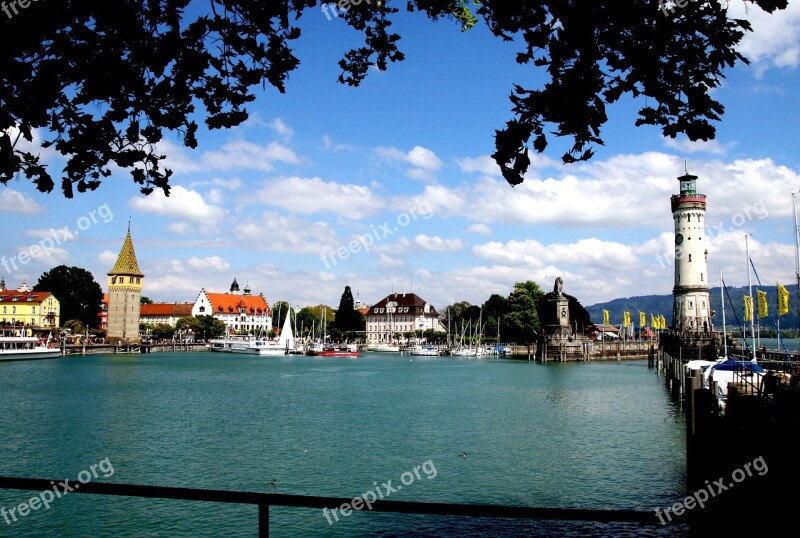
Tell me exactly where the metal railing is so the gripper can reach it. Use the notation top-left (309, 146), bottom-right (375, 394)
top-left (0, 476), bottom-right (660, 536)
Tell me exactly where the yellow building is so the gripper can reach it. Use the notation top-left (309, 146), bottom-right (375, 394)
top-left (0, 279), bottom-right (60, 328)
top-left (107, 226), bottom-right (144, 342)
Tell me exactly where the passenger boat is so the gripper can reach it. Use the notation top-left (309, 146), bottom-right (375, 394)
top-left (0, 330), bottom-right (61, 361)
top-left (409, 345), bottom-right (439, 356)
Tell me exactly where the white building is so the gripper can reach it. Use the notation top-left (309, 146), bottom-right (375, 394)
top-left (191, 278), bottom-right (272, 335)
top-left (671, 172), bottom-right (712, 332)
top-left (365, 292), bottom-right (444, 343)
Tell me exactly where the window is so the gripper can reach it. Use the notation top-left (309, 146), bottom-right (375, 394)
top-left (688, 254), bottom-right (692, 262)
top-left (701, 273), bottom-right (704, 282)
top-left (12, 307), bottom-right (16, 314)
top-left (199, 306), bottom-right (205, 313)
top-left (32, 307), bottom-right (36, 314)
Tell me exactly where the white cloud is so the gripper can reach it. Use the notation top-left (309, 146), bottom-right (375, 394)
top-left (252, 176), bottom-right (384, 219)
top-left (0, 189), bottom-right (45, 215)
top-left (24, 226), bottom-right (76, 241)
top-left (201, 140), bottom-right (300, 171)
top-left (187, 256), bottom-right (230, 272)
top-left (414, 234), bottom-right (465, 252)
top-left (156, 140), bottom-right (300, 174)
top-left (98, 250), bottom-right (118, 267)
top-left (129, 185), bottom-right (226, 230)
top-left (662, 136), bottom-right (728, 155)
top-left (268, 118), bottom-right (294, 139)
top-left (467, 223), bottom-right (492, 235)
top-left (235, 211), bottom-right (339, 255)
top-left (728, 1), bottom-right (800, 74)
top-left (376, 145), bottom-right (443, 180)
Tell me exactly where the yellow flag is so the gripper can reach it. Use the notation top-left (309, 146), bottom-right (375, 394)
top-left (639, 311), bottom-right (646, 327)
top-left (603, 309), bottom-right (609, 325)
top-left (757, 290), bottom-right (768, 318)
top-left (624, 311), bottom-right (631, 327)
top-left (744, 295), bottom-right (752, 322)
top-left (659, 315), bottom-right (666, 330)
top-left (778, 283), bottom-right (790, 316)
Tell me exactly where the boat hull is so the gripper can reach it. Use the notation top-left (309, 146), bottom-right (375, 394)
top-left (0, 348), bottom-right (61, 361)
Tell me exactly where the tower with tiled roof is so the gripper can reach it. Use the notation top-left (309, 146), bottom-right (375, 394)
top-left (107, 225), bottom-right (144, 342)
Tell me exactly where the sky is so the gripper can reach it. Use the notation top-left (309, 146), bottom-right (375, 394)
top-left (2, 2), bottom-right (800, 315)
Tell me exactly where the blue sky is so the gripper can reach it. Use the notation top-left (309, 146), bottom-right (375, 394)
top-left (2, 2), bottom-right (800, 314)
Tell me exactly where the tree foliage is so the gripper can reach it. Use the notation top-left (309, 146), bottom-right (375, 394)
top-left (176, 315), bottom-right (227, 338)
top-left (0, 1), bottom-right (787, 196)
top-left (33, 265), bottom-right (103, 328)
top-left (333, 286), bottom-right (365, 333)
top-left (503, 280), bottom-right (544, 343)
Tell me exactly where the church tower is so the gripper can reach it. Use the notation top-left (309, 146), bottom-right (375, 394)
top-left (107, 225), bottom-right (144, 342)
top-left (671, 172), bottom-right (711, 332)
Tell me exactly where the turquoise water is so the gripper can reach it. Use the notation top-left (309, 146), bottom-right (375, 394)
top-left (0, 353), bottom-right (687, 536)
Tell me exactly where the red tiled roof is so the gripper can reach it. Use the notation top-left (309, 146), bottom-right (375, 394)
top-left (0, 291), bottom-right (55, 303)
top-left (140, 303), bottom-right (194, 316)
top-left (205, 293), bottom-right (269, 315)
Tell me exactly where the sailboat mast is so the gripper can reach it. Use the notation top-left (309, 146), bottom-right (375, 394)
top-left (745, 234), bottom-right (756, 360)
top-left (793, 192), bottom-right (800, 336)
top-left (720, 268), bottom-right (727, 358)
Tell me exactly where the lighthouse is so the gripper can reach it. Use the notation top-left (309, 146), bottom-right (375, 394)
top-left (671, 172), bottom-right (712, 332)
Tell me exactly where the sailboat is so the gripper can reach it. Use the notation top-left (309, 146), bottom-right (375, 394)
top-left (206, 306), bottom-right (293, 356)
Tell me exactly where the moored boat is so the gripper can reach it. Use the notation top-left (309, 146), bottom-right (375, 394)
top-left (366, 343), bottom-right (400, 352)
top-left (0, 329), bottom-right (61, 361)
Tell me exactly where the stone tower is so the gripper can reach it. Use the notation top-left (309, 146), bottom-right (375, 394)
top-left (671, 172), bottom-right (711, 332)
top-left (107, 226), bottom-right (144, 342)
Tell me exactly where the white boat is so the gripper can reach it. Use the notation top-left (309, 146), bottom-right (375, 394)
top-left (206, 334), bottom-right (287, 355)
top-left (0, 330), bottom-right (61, 361)
top-left (207, 305), bottom-right (299, 356)
top-left (366, 343), bottom-right (400, 352)
top-left (409, 345), bottom-right (439, 356)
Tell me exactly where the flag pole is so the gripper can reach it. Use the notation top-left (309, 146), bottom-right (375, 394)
top-left (746, 234), bottom-right (756, 361)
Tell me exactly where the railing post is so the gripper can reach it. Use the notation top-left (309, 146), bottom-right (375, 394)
top-left (259, 502), bottom-right (269, 538)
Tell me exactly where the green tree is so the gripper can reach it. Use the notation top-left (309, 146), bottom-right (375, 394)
top-left (63, 319), bottom-right (86, 335)
top-left (191, 315), bottom-right (226, 339)
top-left (1, 2), bottom-right (785, 196)
top-left (333, 286), bottom-right (363, 333)
top-left (271, 301), bottom-right (292, 331)
top-left (33, 265), bottom-right (103, 328)
top-left (151, 323), bottom-right (174, 339)
top-left (504, 281), bottom-right (544, 343)
top-left (140, 296), bottom-right (153, 304)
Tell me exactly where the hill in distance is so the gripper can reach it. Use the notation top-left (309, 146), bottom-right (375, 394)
top-left (586, 284), bottom-right (799, 333)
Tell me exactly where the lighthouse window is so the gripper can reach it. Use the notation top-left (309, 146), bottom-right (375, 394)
top-left (701, 273), bottom-right (704, 281)
top-left (689, 301), bottom-right (693, 308)
top-left (688, 254), bottom-right (692, 262)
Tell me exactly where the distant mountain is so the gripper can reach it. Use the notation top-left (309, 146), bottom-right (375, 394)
top-left (586, 284), bottom-right (800, 333)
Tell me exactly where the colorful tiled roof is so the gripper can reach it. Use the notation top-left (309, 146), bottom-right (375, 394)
top-left (109, 231), bottom-right (144, 277)
top-left (206, 293), bottom-right (269, 315)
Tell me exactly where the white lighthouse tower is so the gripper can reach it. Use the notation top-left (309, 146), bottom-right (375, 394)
top-left (671, 172), bottom-right (712, 332)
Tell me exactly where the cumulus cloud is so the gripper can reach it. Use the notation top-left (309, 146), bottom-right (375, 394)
top-left (376, 145), bottom-right (443, 180)
top-left (414, 234), bottom-right (465, 252)
top-left (252, 176), bottom-right (384, 219)
top-left (727, 1), bottom-right (800, 74)
top-left (187, 256), bottom-right (231, 272)
top-left (129, 185), bottom-right (226, 231)
top-left (0, 189), bottom-right (45, 215)
top-left (235, 211), bottom-right (339, 255)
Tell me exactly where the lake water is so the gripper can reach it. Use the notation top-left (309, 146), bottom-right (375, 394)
top-left (0, 353), bottom-right (688, 537)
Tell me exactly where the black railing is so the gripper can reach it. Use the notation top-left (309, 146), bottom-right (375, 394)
top-left (0, 476), bottom-right (660, 536)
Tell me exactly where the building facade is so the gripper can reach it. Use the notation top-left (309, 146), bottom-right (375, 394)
top-left (107, 227), bottom-right (144, 342)
top-left (671, 172), bottom-right (712, 332)
top-left (365, 292), bottom-right (443, 343)
top-left (191, 278), bottom-right (272, 334)
top-left (140, 303), bottom-right (194, 327)
top-left (0, 278), bottom-right (60, 328)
